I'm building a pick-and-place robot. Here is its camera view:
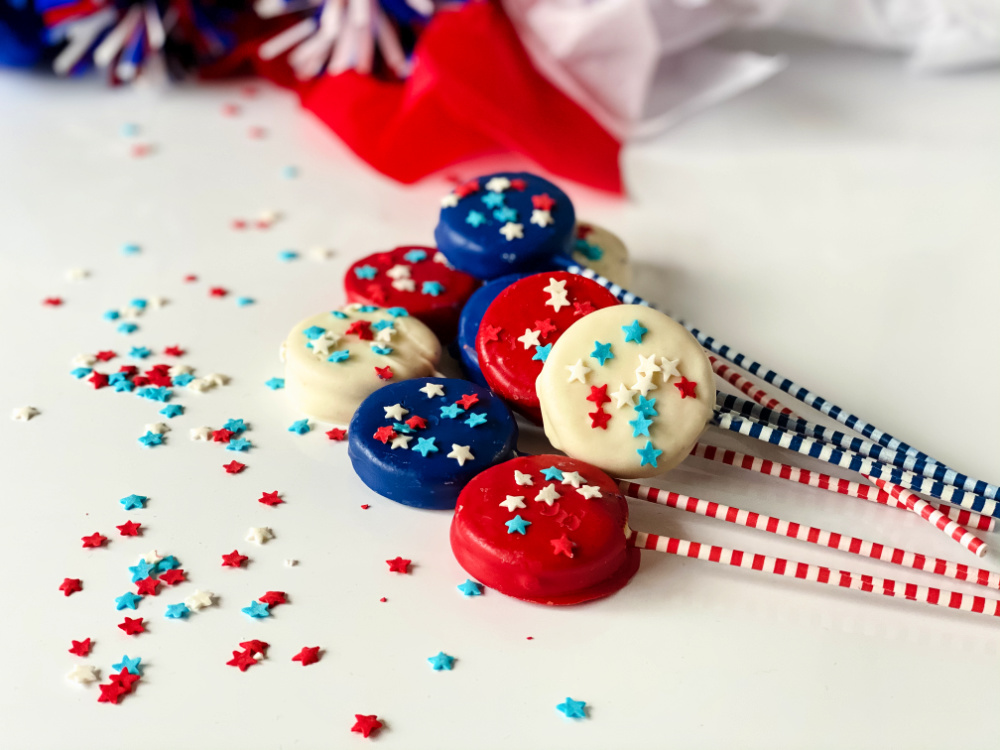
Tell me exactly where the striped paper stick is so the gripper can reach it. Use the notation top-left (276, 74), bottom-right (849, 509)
top-left (710, 356), bottom-right (795, 415)
top-left (630, 531), bottom-right (1000, 618)
top-left (621, 482), bottom-right (1000, 589)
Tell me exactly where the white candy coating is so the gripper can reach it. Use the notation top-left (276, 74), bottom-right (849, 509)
top-left (572, 222), bottom-right (632, 289)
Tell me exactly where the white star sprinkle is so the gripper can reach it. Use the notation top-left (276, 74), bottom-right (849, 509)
top-left (565, 359), bottom-right (591, 384)
top-left (72, 353), bottom-right (97, 367)
top-left (441, 193), bottom-right (459, 208)
top-left (310, 247), bottom-right (335, 260)
top-left (545, 290), bottom-right (570, 312)
top-left (485, 176), bottom-right (511, 192)
top-left (542, 277), bottom-right (567, 297)
top-left (149, 296), bottom-right (168, 309)
top-left (577, 485), bottom-right (602, 499)
top-left (514, 470), bottom-right (534, 486)
top-left (419, 383), bottom-right (445, 398)
top-left (376, 328), bottom-right (396, 343)
top-left (144, 422), bottom-right (170, 435)
top-left (391, 434), bottom-right (412, 450)
top-left (66, 665), bottom-right (98, 685)
top-left (169, 364), bottom-right (194, 376)
top-left (205, 373), bottom-right (230, 386)
top-left (185, 589), bottom-right (215, 611)
top-left (386, 264), bottom-right (412, 280)
top-left (530, 209), bottom-right (553, 227)
top-left (447, 444), bottom-right (474, 466)
top-left (284, 559), bottom-right (298, 567)
top-left (499, 222), bottom-right (524, 241)
top-left (517, 328), bottom-right (542, 349)
top-left (392, 278), bottom-right (416, 292)
top-left (535, 484), bottom-right (560, 505)
top-left (636, 354), bottom-right (662, 377)
top-left (499, 495), bottom-right (526, 512)
top-left (383, 403), bottom-right (409, 421)
top-left (661, 356), bottom-right (681, 380)
top-left (311, 334), bottom-right (340, 357)
top-left (610, 383), bottom-right (637, 408)
top-left (433, 251), bottom-right (453, 268)
top-left (120, 305), bottom-right (143, 320)
top-left (187, 378), bottom-right (214, 392)
top-left (632, 372), bottom-right (658, 397)
top-left (245, 527), bottom-right (274, 545)
top-left (11, 406), bottom-right (39, 422)
top-left (190, 426), bottom-right (213, 441)
top-left (560, 471), bottom-right (584, 488)
top-left (141, 549), bottom-right (163, 564)
top-left (65, 268), bottom-right (89, 281)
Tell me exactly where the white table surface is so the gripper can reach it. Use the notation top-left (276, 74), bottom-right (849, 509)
top-left (1, 33), bottom-right (999, 750)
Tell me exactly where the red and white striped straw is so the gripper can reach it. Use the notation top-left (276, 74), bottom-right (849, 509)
top-left (866, 476), bottom-right (987, 557)
top-left (689, 443), bottom-right (995, 533)
top-left (630, 531), bottom-right (1000, 618)
top-left (621, 482), bottom-right (1000, 590)
top-left (710, 355), bottom-right (796, 416)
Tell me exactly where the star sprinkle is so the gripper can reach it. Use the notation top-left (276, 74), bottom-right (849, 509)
top-left (589, 340), bottom-right (615, 365)
top-left (532, 193), bottom-right (556, 210)
top-left (457, 579), bottom-right (483, 596)
top-left (129, 346), bottom-right (151, 359)
top-left (128, 559), bottom-right (155, 582)
top-left (265, 377), bottom-right (285, 390)
top-left (374, 426), bottom-right (397, 444)
top-left (354, 265), bottom-right (378, 280)
top-left (391, 434), bottom-right (412, 450)
top-left (535, 484), bottom-right (560, 505)
top-left (185, 590), bottom-right (215, 611)
top-left (135, 577), bottom-right (161, 596)
top-left (165, 603), bottom-right (190, 619)
top-left (422, 281), bottom-right (446, 296)
top-left (541, 466), bottom-right (564, 481)
top-left (486, 176), bottom-right (511, 192)
top-left (465, 210), bottom-right (486, 227)
top-left (428, 652), bottom-right (455, 671)
top-left (419, 382), bottom-right (445, 398)
top-left (245, 527), bottom-right (274, 545)
top-left (88, 372), bottom-right (109, 388)
top-left (227, 437), bottom-right (252, 452)
top-left (288, 419), bottom-right (311, 435)
top-left (634, 395), bottom-right (658, 418)
top-left (116, 521), bottom-right (141, 537)
top-left (622, 320), bottom-right (648, 343)
top-left (221, 550), bottom-right (248, 568)
top-left (674, 376), bottom-right (698, 399)
top-left (464, 412), bottom-right (488, 428)
top-left (441, 193), bottom-right (459, 208)
top-left (11, 406), bottom-right (39, 421)
top-left (160, 404), bottom-right (183, 418)
top-left (505, 515), bottom-right (531, 535)
top-left (328, 349), bottom-right (351, 363)
top-left (190, 426), bottom-right (212, 441)
top-left (159, 569), bottom-right (186, 587)
top-left (258, 591), bottom-right (287, 607)
top-left (514, 470), bottom-right (534, 486)
top-left (628, 414), bottom-right (653, 437)
top-left (636, 354), bottom-right (662, 377)
top-left (499, 495), bottom-right (526, 512)
top-left (113, 655), bottom-right (142, 675)
top-left (493, 206), bottom-right (518, 222)
top-left (456, 393), bottom-right (480, 409)
top-left (69, 638), bottom-right (92, 657)
top-left (551, 535), bottom-right (575, 558)
top-left (292, 646), bottom-right (321, 666)
top-left (259, 491), bottom-right (284, 507)
top-left (116, 592), bottom-right (143, 610)
top-left (413, 437), bottom-right (438, 457)
top-left (120, 494), bottom-right (148, 511)
top-left (118, 616), bottom-right (145, 635)
top-left (326, 427), bottom-right (347, 441)
top-left (447, 444), bottom-right (474, 466)
top-left (403, 249), bottom-right (427, 263)
top-left (66, 665), bottom-right (98, 685)
top-left (440, 403), bottom-right (465, 419)
top-left (661, 356), bottom-right (682, 379)
top-left (227, 649), bottom-right (259, 672)
top-left (82, 532), bottom-right (107, 548)
top-left (375, 366), bottom-right (394, 380)
top-left (224, 461), bottom-right (246, 474)
top-left (632, 372), bottom-right (658, 397)
top-left (560, 471), bottom-right (584, 488)
top-left (138, 431), bottom-right (163, 447)
top-left (566, 359), bottom-right (591, 383)
top-left (499, 222), bottom-right (524, 240)
top-left (383, 403), bottom-right (409, 421)
top-left (351, 715), bottom-right (383, 739)
top-left (97, 682), bottom-right (126, 704)
top-left (530, 209), bottom-right (553, 227)
top-left (517, 328), bottom-right (541, 349)
top-left (406, 415), bottom-right (428, 429)
top-left (241, 601), bottom-right (270, 618)
top-left (532, 344), bottom-right (552, 362)
top-left (557, 697), bottom-right (588, 719)
top-left (577, 485), bottom-right (602, 499)
top-left (386, 557), bottom-right (411, 573)
top-left (637, 441), bottom-right (663, 467)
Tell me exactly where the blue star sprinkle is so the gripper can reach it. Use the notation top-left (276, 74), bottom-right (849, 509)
top-left (354, 265), bottom-right (378, 280)
top-left (223, 418), bottom-right (246, 433)
top-left (113, 655), bottom-right (142, 675)
top-left (413, 437), bottom-right (439, 457)
top-left (288, 419), bottom-right (311, 435)
top-left (403, 249), bottom-right (428, 263)
top-left (278, 250), bottom-right (299, 262)
top-left (71, 367), bottom-right (92, 379)
top-left (160, 404), bottom-right (184, 418)
top-left (120, 494), bottom-right (148, 511)
top-left (138, 431), bottom-right (163, 447)
top-left (574, 238), bottom-right (603, 261)
top-left (392, 422), bottom-right (414, 434)
top-left (129, 346), bottom-right (151, 359)
top-left (505, 515), bottom-right (531, 535)
top-left (422, 281), bottom-right (446, 296)
top-left (492, 206), bottom-right (518, 222)
top-left (621, 320), bottom-right (648, 344)
top-left (556, 697), bottom-right (588, 719)
top-left (113, 379), bottom-right (134, 393)
top-left (236, 297), bottom-right (255, 307)
top-left (121, 243), bottom-right (141, 256)
top-left (371, 345), bottom-right (393, 356)
top-left (387, 307), bottom-right (409, 318)
top-left (328, 349), bottom-right (350, 363)
top-left (115, 592), bottom-right (143, 610)
top-left (357, 305), bottom-right (379, 314)
top-left (633, 395), bottom-right (658, 418)
top-left (136, 387), bottom-right (171, 402)
top-left (591, 341), bottom-right (614, 366)
top-left (241, 601), bottom-right (270, 618)
top-left (265, 377), bottom-right (285, 390)
top-left (457, 579), bottom-right (482, 597)
top-left (331, 310), bottom-right (349, 319)
top-left (121, 122), bottom-right (139, 136)
top-left (372, 319), bottom-right (394, 332)
top-left (118, 323), bottom-right (138, 335)
top-left (628, 415), bottom-right (653, 438)
top-left (165, 603), bottom-right (190, 619)
top-left (439, 403), bottom-right (465, 419)
top-left (130, 299), bottom-right (147, 309)
top-left (540, 466), bottom-right (564, 481)
top-left (303, 326), bottom-right (326, 339)
top-left (465, 210), bottom-right (486, 227)
top-left (104, 310), bottom-right (120, 321)
top-left (227, 437), bottom-right (252, 452)
top-left (156, 556), bottom-right (180, 572)
top-left (532, 344), bottom-right (552, 362)
top-left (481, 192), bottom-right (505, 209)
top-left (637, 441), bottom-right (663, 468)
top-left (428, 652), bottom-right (455, 671)
top-left (282, 165), bottom-right (299, 179)
top-left (171, 373), bottom-right (193, 386)
top-left (128, 560), bottom-right (155, 583)
top-left (464, 412), bottom-right (488, 428)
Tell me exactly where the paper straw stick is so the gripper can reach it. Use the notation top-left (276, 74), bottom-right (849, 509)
top-left (688, 443), bottom-right (996, 533)
top-left (713, 413), bottom-right (1000, 520)
top-left (710, 356), bottom-right (796, 415)
top-left (630, 531), bottom-right (1000, 618)
top-left (622, 482), bottom-right (1000, 590)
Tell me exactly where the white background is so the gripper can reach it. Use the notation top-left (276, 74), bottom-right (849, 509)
top-left (1, 31), bottom-right (998, 749)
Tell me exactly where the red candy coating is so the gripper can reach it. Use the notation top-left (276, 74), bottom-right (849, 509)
top-left (344, 246), bottom-right (480, 341)
top-left (450, 455), bottom-right (640, 605)
top-left (475, 272), bottom-right (618, 422)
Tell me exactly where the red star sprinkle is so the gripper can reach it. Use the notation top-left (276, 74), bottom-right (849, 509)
top-left (231, 219), bottom-right (247, 230)
top-left (576, 223), bottom-right (594, 239)
top-left (586, 385), bottom-right (610, 407)
top-left (534, 318), bottom-right (557, 338)
top-left (158, 569), bottom-right (186, 586)
top-left (345, 320), bottom-right (373, 340)
top-left (259, 491), bottom-right (284, 507)
top-left (81, 532), bottom-right (107, 548)
top-left (212, 428), bottom-right (235, 443)
top-left (131, 376), bottom-right (150, 387)
top-left (550, 534), bottom-right (576, 558)
top-left (146, 372), bottom-right (173, 387)
top-left (509, 178), bottom-right (527, 191)
top-left (95, 350), bottom-right (117, 362)
top-left (226, 649), bottom-right (258, 672)
top-left (531, 193), bottom-right (555, 210)
top-left (130, 143), bottom-right (150, 158)
top-left (456, 393), bottom-right (479, 409)
top-left (481, 324), bottom-right (502, 343)
top-left (163, 345), bottom-right (185, 357)
top-left (379, 597), bottom-right (387, 603)
top-left (572, 300), bottom-right (595, 317)
top-left (222, 550), bottom-right (248, 568)
top-left (374, 365), bottom-right (393, 381)
top-left (88, 372), bottom-right (109, 389)
top-left (366, 284), bottom-right (387, 304)
top-left (59, 578), bottom-right (82, 597)
top-left (326, 427), bottom-right (347, 441)
top-left (118, 365), bottom-right (138, 375)
top-left (43, 297), bottom-right (63, 306)
top-left (292, 646), bottom-right (321, 666)
top-left (405, 415), bottom-right (427, 430)
top-left (256, 219), bottom-right (271, 230)
top-left (373, 426), bottom-right (397, 444)
top-left (135, 577), bottom-right (162, 596)
top-left (351, 715), bottom-right (383, 739)
top-left (221, 103), bottom-right (240, 116)
top-left (116, 521), bottom-right (142, 537)
top-left (674, 377), bottom-right (698, 399)
top-left (184, 273), bottom-right (199, 281)
top-left (97, 682), bottom-right (126, 704)
top-left (361, 504), bottom-right (370, 510)
top-left (386, 557), bottom-right (411, 573)
top-left (588, 409), bottom-right (611, 430)
top-left (118, 617), bottom-right (145, 636)
top-left (109, 670), bottom-right (140, 694)
top-left (69, 638), bottom-right (92, 657)
top-left (224, 461), bottom-right (246, 474)
top-left (555, 510), bottom-right (581, 531)
top-left (209, 287), bottom-right (228, 297)
top-left (454, 179), bottom-right (479, 198)
top-left (258, 591), bottom-right (287, 607)
top-left (239, 640), bottom-right (270, 655)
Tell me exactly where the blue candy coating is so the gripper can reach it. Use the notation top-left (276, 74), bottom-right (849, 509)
top-left (434, 172), bottom-right (576, 280)
top-left (348, 378), bottom-right (518, 510)
top-left (456, 273), bottom-right (529, 386)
